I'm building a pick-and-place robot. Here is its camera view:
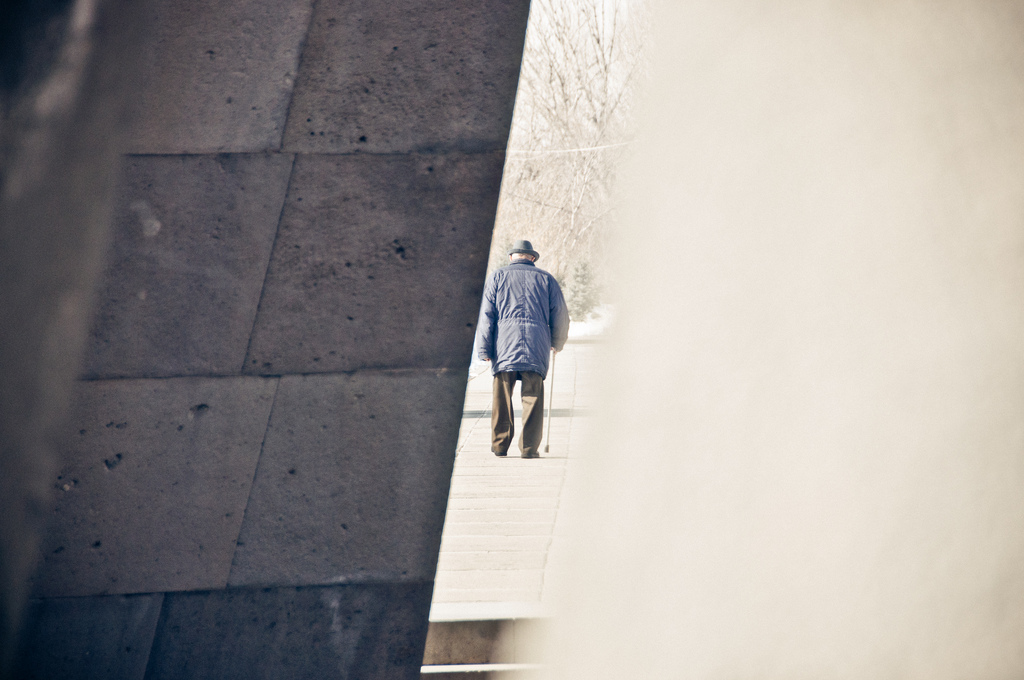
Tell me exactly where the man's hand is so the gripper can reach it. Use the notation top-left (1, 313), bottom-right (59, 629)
top-left (552, 348), bottom-right (559, 355)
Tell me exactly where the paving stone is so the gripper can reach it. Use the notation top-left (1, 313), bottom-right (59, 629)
top-left (448, 487), bottom-right (562, 500)
top-left (14, 593), bottom-right (163, 680)
top-left (34, 377), bottom-right (277, 597)
top-left (282, 0), bottom-right (530, 153)
top-left (438, 536), bottom-right (551, 553)
top-left (436, 552), bottom-right (548, 571)
top-left (440, 523), bottom-right (552, 537)
top-left (449, 476), bottom-right (563, 488)
top-left (451, 465), bottom-right (565, 476)
top-left (228, 370), bottom-right (465, 587)
top-left (129, 0), bottom-right (314, 153)
top-left (443, 509), bottom-right (557, 524)
top-left (434, 569), bottom-right (542, 593)
top-left (83, 154), bottom-right (292, 379)
top-left (145, 583), bottom-right (429, 680)
top-left (431, 589), bottom-right (540, 605)
top-left (243, 153), bottom-right (501, 375)
top-left (446, 497), bottom-right (560, 511)
top-left (429, 602), bottom-right (548, 621)
top-left (461, 467), bottom-right (568, 475)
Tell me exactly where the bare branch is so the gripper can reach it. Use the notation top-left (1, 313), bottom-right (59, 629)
top-left (490, 0), bottom-right (648, 285)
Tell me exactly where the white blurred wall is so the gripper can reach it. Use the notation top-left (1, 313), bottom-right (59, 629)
top-left (551, 2), bottom-right (1024, 678)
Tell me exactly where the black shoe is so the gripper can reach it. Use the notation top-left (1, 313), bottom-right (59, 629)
top-left (493, 450), bottom-right (507, 457)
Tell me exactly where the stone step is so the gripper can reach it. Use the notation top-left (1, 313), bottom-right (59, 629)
top-left (420, 662), bottom-right (542, 679)
top-left (422, 616), bottom-right (548, 666)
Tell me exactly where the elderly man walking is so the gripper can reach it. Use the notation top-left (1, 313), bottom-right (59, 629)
top-left (477, 240), bottom-right (570, 458)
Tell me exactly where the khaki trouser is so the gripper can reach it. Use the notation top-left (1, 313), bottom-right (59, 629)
top-left (492, 371), bottom-right (545, 456)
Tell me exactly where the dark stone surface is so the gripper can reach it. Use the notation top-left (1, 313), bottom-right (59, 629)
top-left (14, 593), bottom-right (163, 680)
top-left (83, 154), bottom-right (291, 379)
top-left (34, 377), bottom-right (277, 597)
top-left (243, 153), bottom-right (500, 376)
top-left (228, 371), bottom-right (464, 587)
top-left (0, 0), bottom-right (148, 671)
top-left (4, 0), bottom-right (529, 675)
top-left (145, 583), bottom-right (430, 680)
top-left (128, 0), bottom-right (314, 153)
top-left (282, 0), bottom-right (530, 154)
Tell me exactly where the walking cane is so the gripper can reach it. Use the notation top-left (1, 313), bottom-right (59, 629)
top-left (544, 349), bottom-right (556, 453)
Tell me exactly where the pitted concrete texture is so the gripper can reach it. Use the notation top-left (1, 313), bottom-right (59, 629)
top-left (228, 370), bottom-right (464, 587)
top-left (129, 0), bottom-right (314, 154)
top-left (34, 377), bottom-right (277, 597)
top-left (282, 0), bottom-right (529, 154)
top-left (0, 0), bottom-right (149, 666)
top-left (243, 152), bottom-right (500, 375)
top-left (17, 0), bottom-right (531, 674)
top-left (84, 154), bottom-right (291, 378)
top-left (145, 583), bottom-right (430, 680)
top-left (15, 594), bottom-right (163, 680)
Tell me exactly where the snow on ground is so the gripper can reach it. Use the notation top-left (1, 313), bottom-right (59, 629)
top-left (567, 304), bottom-right (613, 339)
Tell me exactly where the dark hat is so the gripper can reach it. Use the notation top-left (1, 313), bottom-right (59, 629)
top-left (507, 239), bottom-right (540, 260)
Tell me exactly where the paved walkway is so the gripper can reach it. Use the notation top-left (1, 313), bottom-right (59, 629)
top-left (430, 340), bottom-right (598, 619)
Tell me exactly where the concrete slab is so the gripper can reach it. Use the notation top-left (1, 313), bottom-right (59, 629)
top-left (436, 552), bottom-right (548, 572)
top-left (432, 589), bottom-right (540, 606)
top-left (446, 498), bottom-right (560, 511)
top-left (228, 370), bottom-right (464, 587)
top-left (443, 510), bottom-right (558, 524)
top-left (33, 377), bottom-right (277, 597)
top-left (434, 570), bottom-right (542, 593)
top-left (450, 477), bottom-right (563, 489)
top-left (129, 0), bottom-right (314, 153)
top-left (243, 153), bottom-right (501, 375)
top-left (448, 465), bottom-right (566, 476)
top-left (440, 540), bottom-right (552, 557)
top-left (428, 602), bottom-right (548, 622)
top-left (441, 523), bottom-right (552, 538)
top-left (450, 465), bottom-right (566, 476)
top-left (14, 593), bottom-right (163, 680)
top-left (145, 583), bottom-right (429, 680)
top-left (448, 487), bottom-right (563, 500)
top-left (83, 154), bottom-right (292, 379)
top-left (282, 0), bottom-right (530, 153)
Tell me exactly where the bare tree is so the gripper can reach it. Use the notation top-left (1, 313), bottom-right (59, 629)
top-left (490, 0), bottom-right (646, 316)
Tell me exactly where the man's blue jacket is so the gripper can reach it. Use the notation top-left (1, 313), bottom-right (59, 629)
top-left (477, 260), bottom-right (570, 378)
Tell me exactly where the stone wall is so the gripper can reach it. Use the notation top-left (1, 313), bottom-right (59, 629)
top-left (9, 1), bottom-right (530, 677)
